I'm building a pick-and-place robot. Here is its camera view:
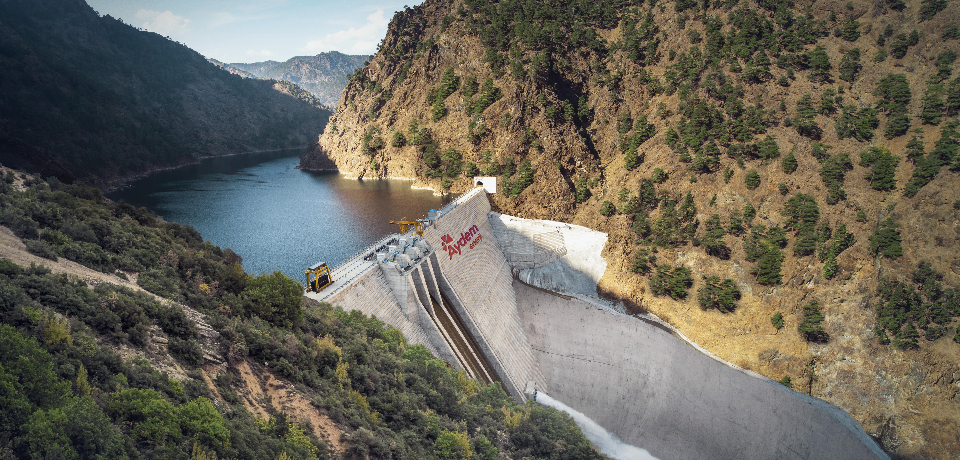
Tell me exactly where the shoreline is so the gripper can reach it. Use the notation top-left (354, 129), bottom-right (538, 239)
top-left (105, 146), bottom-right (311, 193)
top-left (297, 164), bottom-right (455, 197)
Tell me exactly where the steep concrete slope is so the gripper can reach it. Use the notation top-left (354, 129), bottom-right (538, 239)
top-left (515, 280), bottom-right (888, 460)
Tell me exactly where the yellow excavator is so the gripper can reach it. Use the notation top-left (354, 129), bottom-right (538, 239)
top-left (305, 263), bottom-right (333, 292)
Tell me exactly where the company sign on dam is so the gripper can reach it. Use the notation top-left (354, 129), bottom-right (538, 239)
top-left (305, 187), bottom-right (888, 460)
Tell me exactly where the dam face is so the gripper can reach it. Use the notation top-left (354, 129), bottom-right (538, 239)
top-left (306, 188), bottom-right (888, 460)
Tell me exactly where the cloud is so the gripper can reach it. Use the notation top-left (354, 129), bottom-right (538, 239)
top-left (246, 49), bottom-right (274, 58)
top-left (302, 9), bottom-right (389, 55)
top-left (135, 9), bottom-right (191, 36)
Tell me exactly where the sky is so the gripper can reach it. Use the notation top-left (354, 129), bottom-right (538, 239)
top-left (84, 0), bottom-right (424, 63)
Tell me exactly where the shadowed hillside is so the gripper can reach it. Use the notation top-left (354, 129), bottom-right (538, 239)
top-left (0, 0), bottom-right (330, 188)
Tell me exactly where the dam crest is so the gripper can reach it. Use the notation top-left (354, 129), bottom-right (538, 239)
top-left (305, 187), bottom-right (888, 460)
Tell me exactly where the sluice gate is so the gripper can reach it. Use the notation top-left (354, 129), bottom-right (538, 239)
top-left (305, 187), bottom-right (889, 460)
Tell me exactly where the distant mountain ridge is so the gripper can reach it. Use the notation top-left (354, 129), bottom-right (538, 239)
top-left (0, 0), bottom-right (330, 188)
top-left (224, 52), bottom-right (370, 107)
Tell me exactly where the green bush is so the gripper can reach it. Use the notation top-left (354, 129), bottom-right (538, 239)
top-left (242, 271), bottom-right (304, 328)
top-left (771, 312), bottom-right (784, 330)
top-left (650, 264), bottom-right (694, 300)
top-left (25, 239), bottom-right (59, 261)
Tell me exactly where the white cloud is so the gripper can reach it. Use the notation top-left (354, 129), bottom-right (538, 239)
top-left (246, 49), bottom-right (274, 58)
top-left (135, 9), bottom-right (191, 36)
top-left (211, 12), bottom-right (242, 28)
top-left (302, 9), bottom-right (389, 55)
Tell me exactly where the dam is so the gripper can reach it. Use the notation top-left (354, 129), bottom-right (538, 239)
top-left (305, 187), bottom-right (889, 459)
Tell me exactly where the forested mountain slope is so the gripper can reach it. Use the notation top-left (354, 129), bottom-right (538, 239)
top-left (0, 0), bottom-right (330, 188)
top-left (227, 53), bottom-right (371, 108)
top-left (0, 169), bottom-right (601, 459)
top-left (302, 0), bottom-right (960, 456)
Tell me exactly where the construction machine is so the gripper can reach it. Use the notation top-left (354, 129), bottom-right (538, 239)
top-left (305, 263), bottom-right (333, 292)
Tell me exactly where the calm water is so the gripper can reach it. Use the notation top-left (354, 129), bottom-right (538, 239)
top-left (108, 150), bottom-right (449, 283)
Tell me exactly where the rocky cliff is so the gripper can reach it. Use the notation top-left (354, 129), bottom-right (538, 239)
top-left (302, 0), bottom-right (960, 457)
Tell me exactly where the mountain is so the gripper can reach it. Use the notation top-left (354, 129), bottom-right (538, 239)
top-left (207, 58), bottom-right (257, 79)
top-left (227, 52), bottom-right (371, 107)
top-left (302, 0), bottom-right (960, 457)
top-left (0, 0), bottom-right (330, 188)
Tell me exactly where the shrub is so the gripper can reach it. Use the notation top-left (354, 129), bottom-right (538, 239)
top-left (650, 264), bottom-right (694, 300)
top-left (25, 240), bottom-right (59, 261)
top-left (599, 201), bottom-right (616, 217)
top-left (771, 312), bottom-right (784, 330)
top-left (651, 168), bottom-right (667, 183)
top-left (778, 375), bottom-right (792, 388)
top-left (697, 276), bottom-right (741, 312)
top-left (242, 271), bottom-right (304, 328)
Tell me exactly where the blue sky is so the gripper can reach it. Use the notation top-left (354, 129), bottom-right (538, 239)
top-left (85, 0), bottom-right (423, 63)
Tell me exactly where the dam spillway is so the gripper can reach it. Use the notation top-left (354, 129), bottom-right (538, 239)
top-left (305, 187), bottom-right (888, 459)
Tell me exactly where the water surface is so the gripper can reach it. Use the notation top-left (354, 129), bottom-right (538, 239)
top-left (108, 150), bottom-right (449, 283)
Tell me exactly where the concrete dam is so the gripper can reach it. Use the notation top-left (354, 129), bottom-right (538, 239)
top-left (305, 187), bottom-right (888, 460)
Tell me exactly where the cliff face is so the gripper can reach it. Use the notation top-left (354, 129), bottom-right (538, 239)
top-left (228, 52), bottom-right (371, 107)
top-left (304, 0), bottom-right (960, 457)
top-left (0, 0), bottom-right (330, 188)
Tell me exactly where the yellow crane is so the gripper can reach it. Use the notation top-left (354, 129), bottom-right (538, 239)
top-left (389, 217), bottom-right (425, 236)
top-left (305, 263), bottom-right (333, 292)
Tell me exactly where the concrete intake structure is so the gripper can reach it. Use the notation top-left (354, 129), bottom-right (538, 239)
top-left (305, 188), bottom-right (888, 460)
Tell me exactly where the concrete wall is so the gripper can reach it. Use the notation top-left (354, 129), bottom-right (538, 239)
top-left (515, 280), bottom-right (888, 460)
top-left (420, 189), bottom-right (546, 400)
top-left (489, 212), bottom-right (607, 297)
top-left (320, 264), bottom-right (448, 360)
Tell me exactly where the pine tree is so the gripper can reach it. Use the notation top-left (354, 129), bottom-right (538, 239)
top-left (703, 214), bottom-right (730, 259)
top-left (905, 130), bottom-right (926, 163)
top-left (744, 169), bottom-right (761, 189)
top-left (823, 254), bottom-right (839, 279)
top-left (946, 77), bottom-right (960, 116)
top-left (838, 48), bottom-right (861, 83)
top-left (794, 94), bottom-right (821, 138)
top-left (511, 159), bottom-right (534, 196)
top-left (697, 276), bottom-right (741, 312)
top-left (753, 248), bottom-right (784, 285)
top-left (859, 146), bottom-right (899, 191)
top-left (798, 300), bottom-right (828, 342)
top-left (870, 218), bottom-right (903, 258)
top-left (920, 84), bottom-right (945, 125)
top-left (600, 200), bottom-right (617, 217)
top-left (895, 322), bottom-right (920, 349)
top-left (781, 149), bottom-right (798, 173)
top-left (650, 264), bottom-right (694, 300)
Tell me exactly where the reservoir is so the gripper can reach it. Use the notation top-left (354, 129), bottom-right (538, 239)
top-left (107, 149), bottom-right (449, 283)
